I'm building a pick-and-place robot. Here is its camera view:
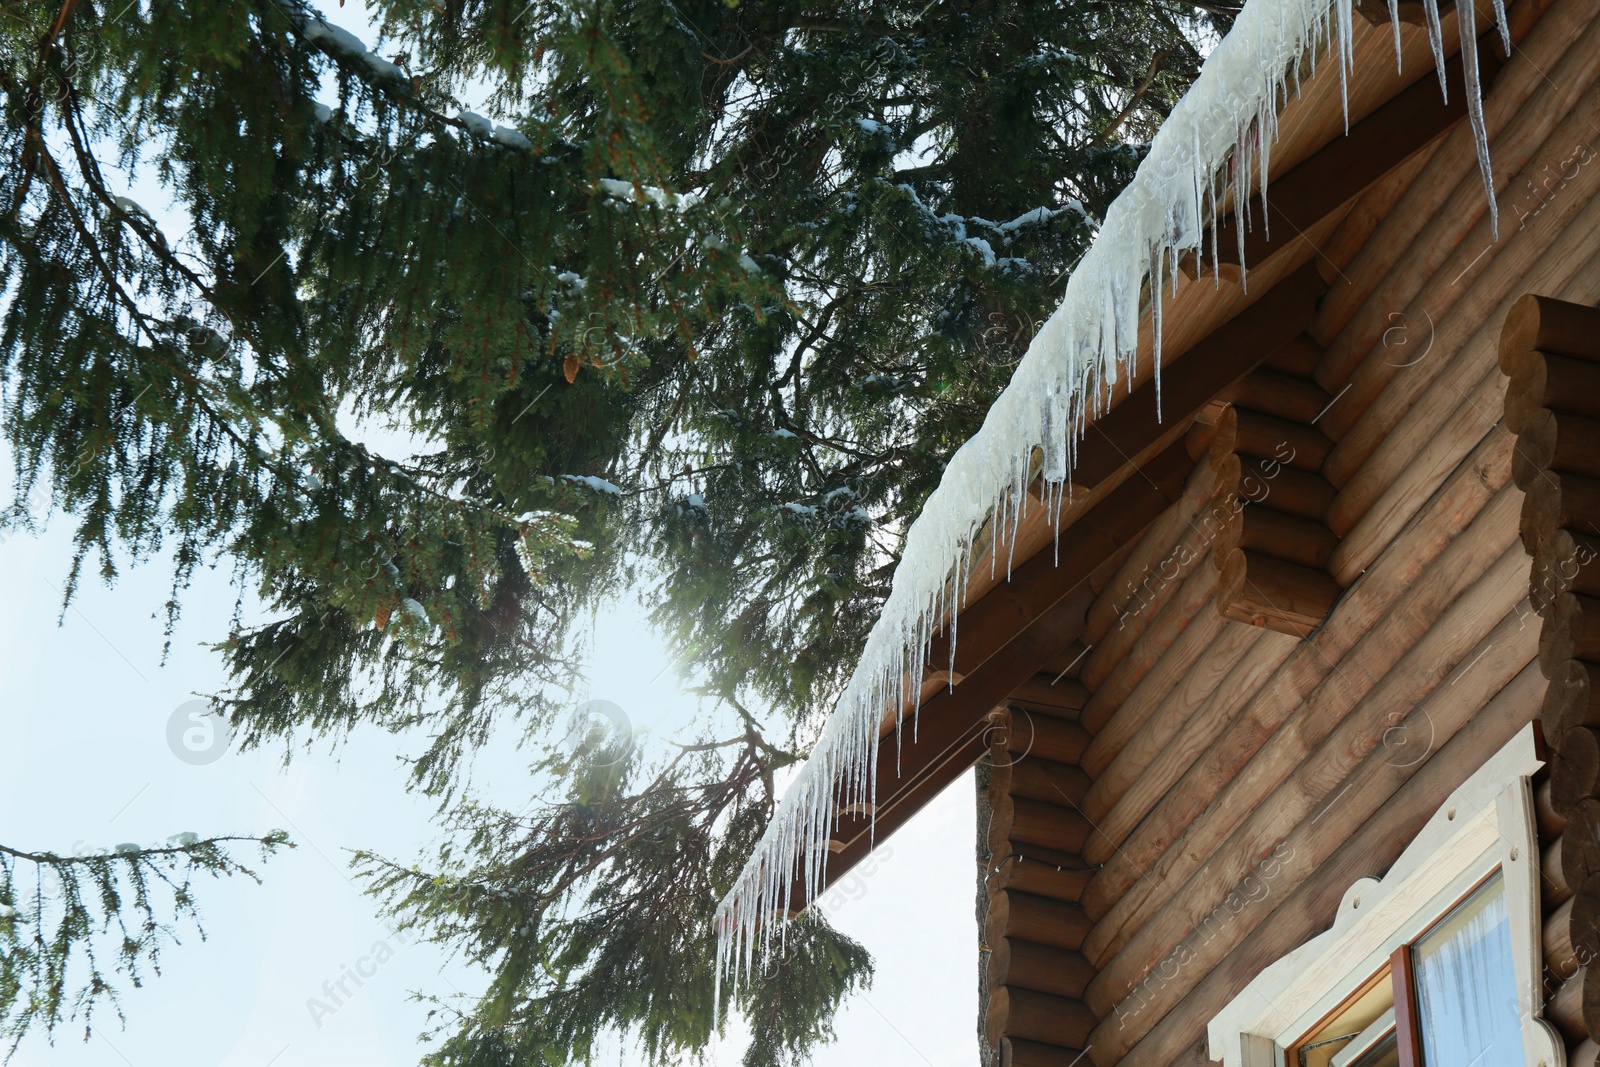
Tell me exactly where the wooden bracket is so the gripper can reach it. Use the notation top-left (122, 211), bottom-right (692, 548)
top-left (1209, 335), bottom-right (1346, 638)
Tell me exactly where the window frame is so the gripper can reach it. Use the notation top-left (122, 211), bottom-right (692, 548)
top-left (1206, 724), bottom-right (1564, 1067)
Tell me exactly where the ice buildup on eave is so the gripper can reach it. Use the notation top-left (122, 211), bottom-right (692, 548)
top-left (713, 0), bottom-right (1506, 993)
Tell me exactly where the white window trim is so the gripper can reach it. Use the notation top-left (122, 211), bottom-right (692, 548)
top-left (1206, 723), bottom-right (1565, 1067)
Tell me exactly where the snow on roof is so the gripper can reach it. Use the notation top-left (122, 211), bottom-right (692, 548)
top-left (714, 0), bottom-right (1503, 992)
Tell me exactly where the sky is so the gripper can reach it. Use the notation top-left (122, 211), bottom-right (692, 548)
top-left (0, 492), bottom-right (981, 1067)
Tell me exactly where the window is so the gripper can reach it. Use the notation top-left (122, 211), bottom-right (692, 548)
top-left (1290, 872), bottom-right (1525, 1067)
top-left (1410, 873), bottom-right (1524, 1066)
top-left (1208, 725), bottom-right (1565, 1067)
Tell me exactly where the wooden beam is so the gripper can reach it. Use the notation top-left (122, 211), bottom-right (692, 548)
top-left (987, 987), bottom-right (1097, 1049)
top-left (1008, 673), bottom-right (1090, 718)
top-left (988, 937), bottom-right (1095, 1000)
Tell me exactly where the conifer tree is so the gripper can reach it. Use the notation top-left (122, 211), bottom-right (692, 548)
top-left (1, 0), bottom-right (1225, 1061)
top-left (0, 832), bottom-right (289, 1054)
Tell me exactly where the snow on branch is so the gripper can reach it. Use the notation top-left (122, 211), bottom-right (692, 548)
top-left (713, 0), bottom-right (1505, 993)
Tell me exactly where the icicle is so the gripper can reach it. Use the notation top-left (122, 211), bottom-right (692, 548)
top-left (1490, 0), bottom-right (1511, 52)
top-left (1387, 0), bottom-right (1404, 71)
top-left (1458, 0), bottom-right (1500, 239)
top-left (1423, 0), bottom-right (1451, 101)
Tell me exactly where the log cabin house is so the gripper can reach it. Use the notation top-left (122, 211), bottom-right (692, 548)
top-left (713, 0), bottom-right (1600, 1063)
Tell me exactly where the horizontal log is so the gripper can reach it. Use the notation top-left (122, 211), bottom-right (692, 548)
top-left (1323, 147), bottom-right (1600, 507)
top-left (1008, 674), bottom-right (1090, 718)
top-left (1318, 136), bottom-right (1440, 281)
top-left (1549, 895), bottom-right (1579, 977)
top-left (1512, 408), bottom-right (1600, 486)
top-left (1328, 381), bottom-right (1517, 589)
top-left (1082, 631), bottom-right (1542, 1066)
top-left (1216, 501), bottom-right (1341, 569)
top-left (1217, 548), bottom-right (1342, 637)
top-left (1500, 292), bottom-right (1600, 368)
top-left (1262, 334), bottom-right (1324, 379)
top-left (1085, 550), bottom-right (1535, 985)
top-left (1082, 562), bottom-right (1221, 733)
top-left (1002, 757), bottom-right (1092, 808)
top-left (1541, 658), bottom-right (1600, 747)
top-left (1327, 273), bottom-right (1521, 526)
top-left (1090, 539), bottom-right (1140, 595)
top-left (1219, 368), bottom-right (1332, 425)
top-left (1554, 727), bottom-right (1600, 817)
top-left (991, 794), bottom-right (1092, 856)
top-left (1083, 621), bottom-right (1262, 822)
top-left (987, 937), bottom-right (1095, 1000)
top-left (1565, 812), bottom-right (1600, 904)
top-left (1317, 7), bottom-right (1600, 448)
top-left (1533, 529), bottom-right (1600, 611)
top-left (1000, 1037), bottom-right (1091, 1067)
top-left (1085, 461), bottom-right (1219, 648)
top-left (1353, 0), bottom-right (1453, 25)
top-left (1313, 0), bottom-right (1590, 392)
top-left (1540, 593), bottom-right (1600, 671)
top-left (1213, 451), bottom-right (1337, 522)
top-left (1549, 967), bottom-right (1588, 1043)
top-left (1081, 601), bottom-right (1230, 779)
top-left (985, 986), bottom-right (1096, 1049)
top-left (1083, 629), bottom-right (1294, 863)
top-left (1541, 777), bottom-right (1570, 838)
top-left (1508, 351), bottom-right (1600, 436)
top-left (1522, 471), bottom-right (1600, 550)
top-left (1209, 406), bottom-right (1333, 473)
top-left (1007, 712), bottom-right (1090, 766)
top-left (1549, 835), bottom-right (1575, 907)
top-left (988, 889), bottom-right (1093, 952)
top-left (987, 844), bottom-right (1098, 903)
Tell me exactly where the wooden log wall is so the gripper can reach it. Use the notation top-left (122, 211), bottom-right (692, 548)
top-left (984, 686), bottom-right (1103, 1065)
top-left (1500, 294), bottom-right (1600, 1043)
top-left (979, 437), bottom-right (1310, 1065)
top-left (973, 0), bottom-right (1600, 1062)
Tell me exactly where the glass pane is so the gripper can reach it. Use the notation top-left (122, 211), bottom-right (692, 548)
top-left (1297, 973), bottom-right (1394, 1067)
top-left (1346, 1029), bottom-right (1399, 1067)
top-left (1413, 872), bottom-right (1523, 1067)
